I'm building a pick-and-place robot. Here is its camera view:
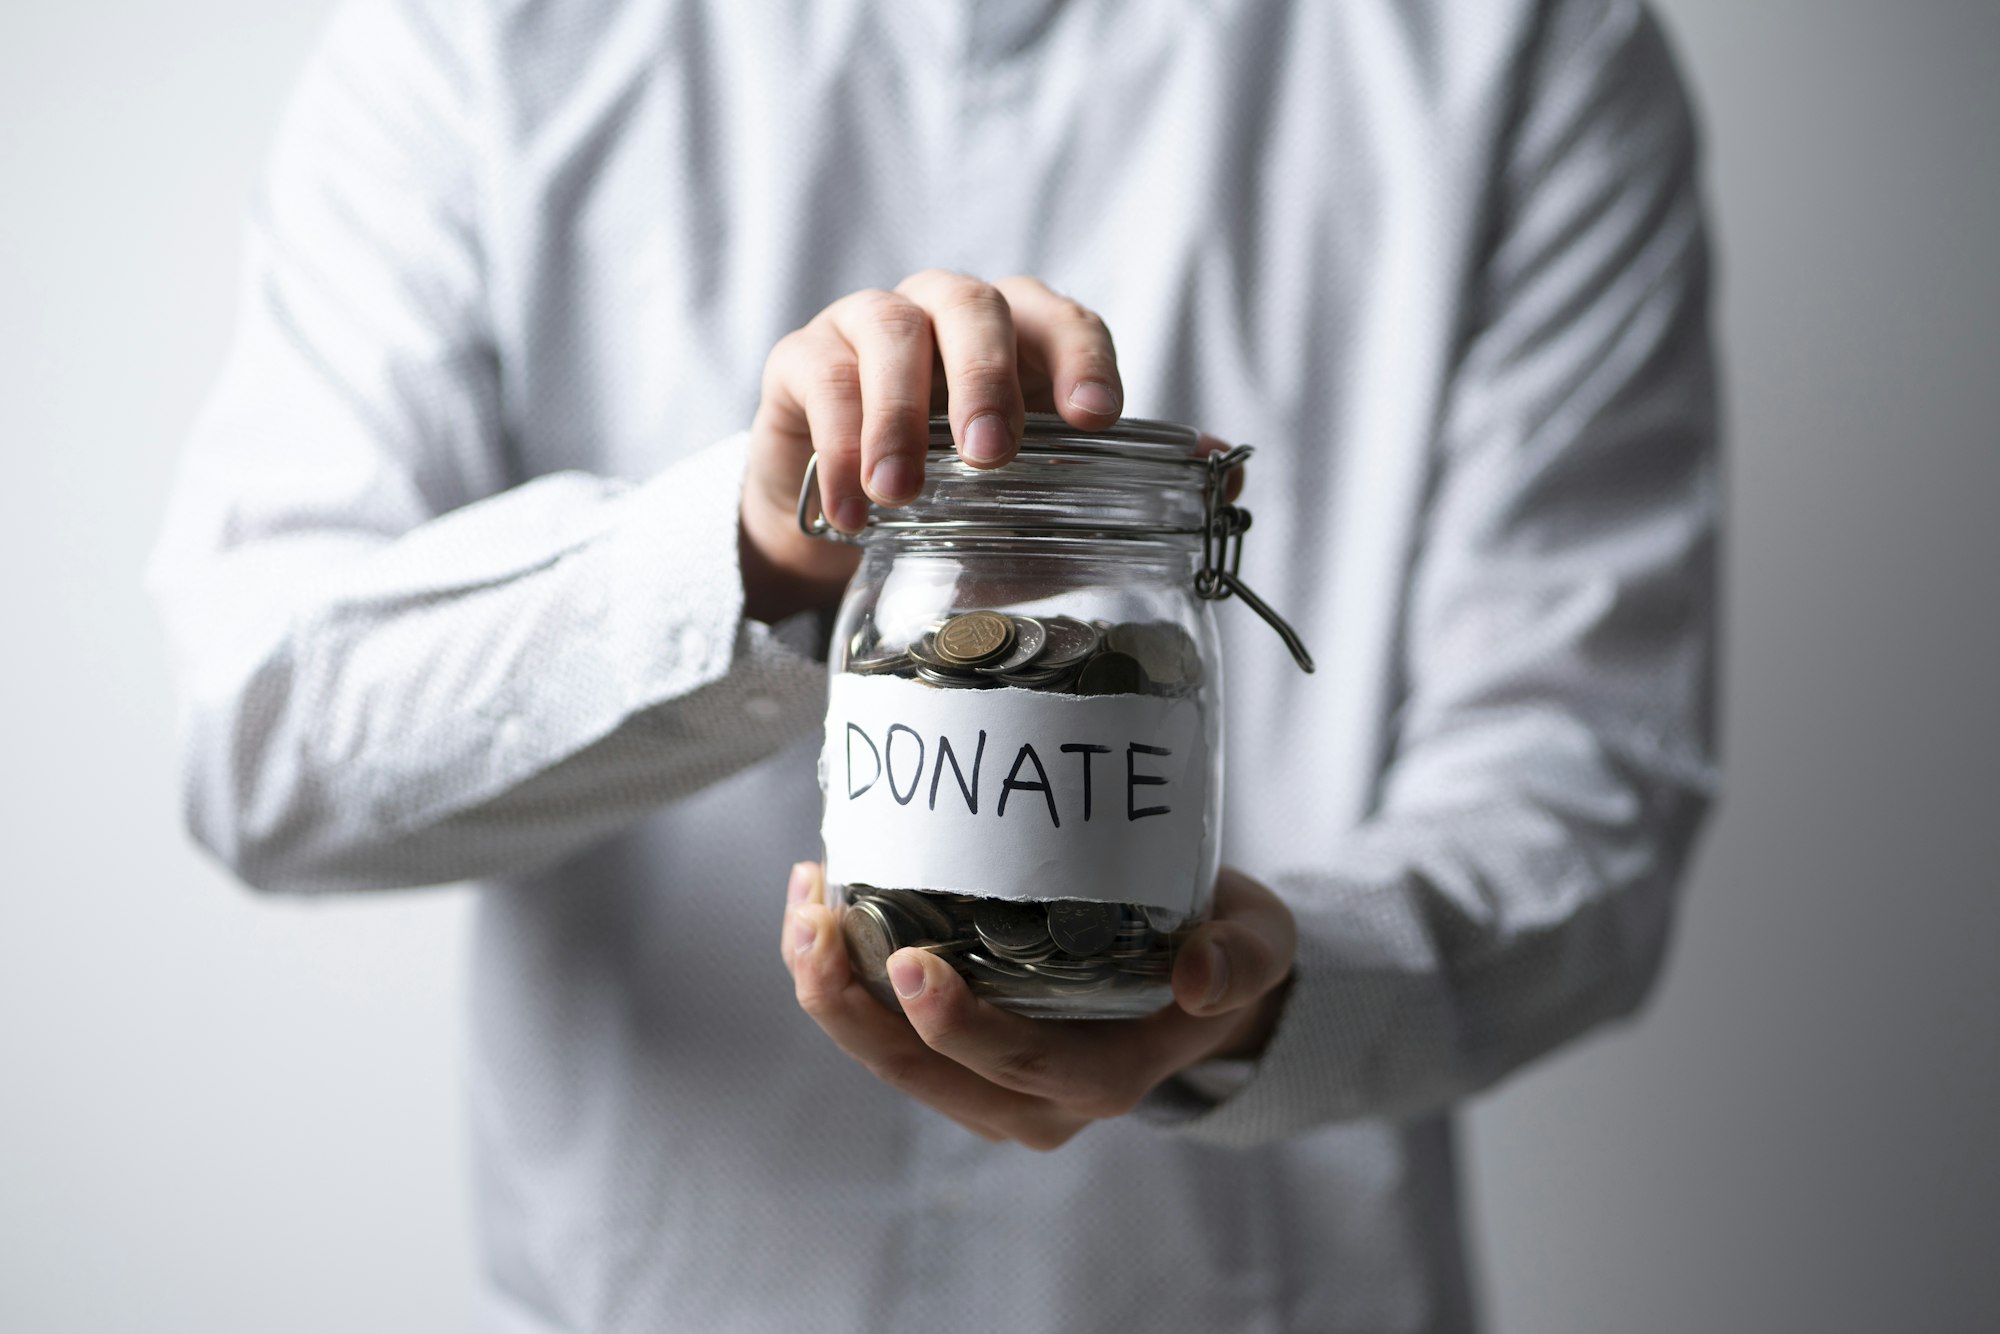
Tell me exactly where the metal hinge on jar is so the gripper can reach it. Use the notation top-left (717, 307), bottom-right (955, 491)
top-left (1195, 445), bottom-right (1315, 674)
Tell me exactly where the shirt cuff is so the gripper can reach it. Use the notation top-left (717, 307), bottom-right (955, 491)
top-left (605, 429), bottom-right (831, 751)
top-left (1133, 1056), bottom-right (1260, 1126)
top-left (1142, 867), bottom-right (1461, 1149)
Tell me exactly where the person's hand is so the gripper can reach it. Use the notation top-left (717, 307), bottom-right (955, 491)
top-left (738, 270), bottom-right (1126, 623)
top-left (780, 863), bottom-right (1297, 1149)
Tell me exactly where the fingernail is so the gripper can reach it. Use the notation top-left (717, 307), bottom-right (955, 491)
top-left (833, 496), bottom-right (869, 532)
top-left (790, 909), bottom-right (819, 956)
top-left (962, 414), bottom-right (1012, 465)
top-left (787, 862), bottom-right (816, 905)
top-left (1067, 380), bottom-right (1119, 417)
top-left (888, 952), bottom-right (927, 1000)
top-left (1200, 941), bottom-right (1230, 1011)
top-left (868, 456), bottom-right (918, 503)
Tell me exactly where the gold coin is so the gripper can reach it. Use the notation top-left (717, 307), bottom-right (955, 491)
top-left (934, 610), bottom-right (1015, 666)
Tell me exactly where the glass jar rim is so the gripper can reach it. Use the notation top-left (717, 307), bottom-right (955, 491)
top-left (795, 412), bottom-right (1214, 542)
top-left (935, 411), bottom-right (1206, 465)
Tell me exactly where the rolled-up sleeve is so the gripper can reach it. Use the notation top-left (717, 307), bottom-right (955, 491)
top-left (1165, 0), bottom-right (1720, 1145)
top-left (147, 0), bottom-right (825, 894)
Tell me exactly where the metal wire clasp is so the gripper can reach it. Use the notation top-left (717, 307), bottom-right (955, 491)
top-left (1197, 446), bottom-right (1316, 673)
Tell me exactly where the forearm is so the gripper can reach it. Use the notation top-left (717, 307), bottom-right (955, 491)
top-left (1161, 717), bottom-right (1713, 1147)
top-left (155, 432), bottom-right (828, 893)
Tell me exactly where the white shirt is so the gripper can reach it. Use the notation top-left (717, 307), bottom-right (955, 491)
top-left (149, 1), bottom-right (1720, 1330)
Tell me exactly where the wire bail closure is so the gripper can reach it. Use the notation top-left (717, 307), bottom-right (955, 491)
top-left (794, 426), bottom-right (1314, 673)
top-left (1196, 446), bottom-right (1315, 673)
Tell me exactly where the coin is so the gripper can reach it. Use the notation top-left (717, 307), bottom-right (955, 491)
top-left (906, 630), bottom-right (950, 669)
top-left (976, 615), bottom-right (1049, 678)
top-left (992, 663), bottom-right (1073, 690)
top-left (1047, 899), bottom-right (1121, 955)
top-left (841, 899), bottom-right (900, 983)
top-left (915, 662), bottom-right (994, 688)
top-left (1075, 650), bottom-right (1146, 696)
top-left (873, 887), bottom-right (959, 942)
top-left (1022, 961), bottom-right (1112, 993)
top-left (1034, 615), bottom-right (1101, 670)
top-left (1104, 905), bottom-right (1155, 955)
top-left (1108, 620), bottom-right (1201, 687)
top-left (935, 610), bottom-right (1015, 666)
top-left (972, 898), bottom-right (1052, 956)
top-left (962, 951), bottom-right (1041, 985)
top-left (847, 649), bottom-right (916, 675)
top-left (838, 884), bottom-right (1180, 1014)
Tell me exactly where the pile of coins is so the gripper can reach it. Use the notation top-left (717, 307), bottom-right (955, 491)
top-left (845, 609), bottom-right (1204, 696)
top-left (835, 608), bottom-right (1204, 1016)
top-left (840, 885), bottom-right (1188, 1019)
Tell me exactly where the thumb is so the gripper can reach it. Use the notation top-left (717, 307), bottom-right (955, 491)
top-left (1172, 917), bottom-right (1292, 1018)
top-left (1172, 866), bottom-right (1297, 1016)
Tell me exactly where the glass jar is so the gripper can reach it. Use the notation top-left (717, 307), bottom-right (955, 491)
top-left (802, 413), bottom-right (1312, 1020)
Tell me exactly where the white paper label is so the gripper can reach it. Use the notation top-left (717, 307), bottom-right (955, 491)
top-left (819, 673), bottom-right (1210, 914)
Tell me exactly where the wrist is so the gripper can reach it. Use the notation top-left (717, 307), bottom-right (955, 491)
top-left (739, 497), bottom-right (855, 625)
top-left (1207, 969), bottom-right (1294, 1062)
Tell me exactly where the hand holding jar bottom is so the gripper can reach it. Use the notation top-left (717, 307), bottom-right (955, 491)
top-left (783, 861), bottom-right (1297, 1151)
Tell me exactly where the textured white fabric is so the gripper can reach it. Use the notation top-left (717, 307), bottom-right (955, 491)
top-left (149, 0), bottom-right (1719, 1330)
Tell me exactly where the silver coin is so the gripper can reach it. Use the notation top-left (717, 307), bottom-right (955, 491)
top-left (847, 649), bottom-right (915, 675)
top-left (915, 662), bottom-right (993, 688)
top-left (972, 898), bottom-right (1052, 956)
top-left (873, 888), bottom-right (959, 942)
top-left (994, 664), bottom-right (1074, 690)
top-left (976, 615), bottom-right (1049, 677)
top-left (1108, 933), bottom-right (1156, 959)
top-left (1075, 650), bottom-right (1146, 696)
top-left (1103, 621), bottom-right (1148, 657)
top-left (875, 892), bottom-right (937, 941)
top-left (1024, 953), bottom-right (1110, 979)
top-left (1047, 899), bottom-right (1122, 956)
top-left (1107, 620), bottom-right (1201, 687)
top-left (841, 899), bottom-right (900, 983)
top-left (961, 950), bottom-right (1041, 982)
top-left (1107, 911), bottom-right (1158, 958)
top-left (1034, 615), bottom-right (1101, 670)
top-left (981, 928), bottom-right (1059, 965)
top-left (1141, 904), bottom-right (1187, 933)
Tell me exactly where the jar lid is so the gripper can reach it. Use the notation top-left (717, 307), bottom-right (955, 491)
top-left (796, 413), bottom-right (1209, 539)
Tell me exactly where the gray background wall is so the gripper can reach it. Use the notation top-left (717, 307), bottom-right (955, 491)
top-left (2, 2), bottom-right (1993, 1330)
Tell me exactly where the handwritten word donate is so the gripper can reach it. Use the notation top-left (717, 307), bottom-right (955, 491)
top-left (843, 723), bottom-right (1174, 828)
top-left (819, 673), bottom-right (1210, 912)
